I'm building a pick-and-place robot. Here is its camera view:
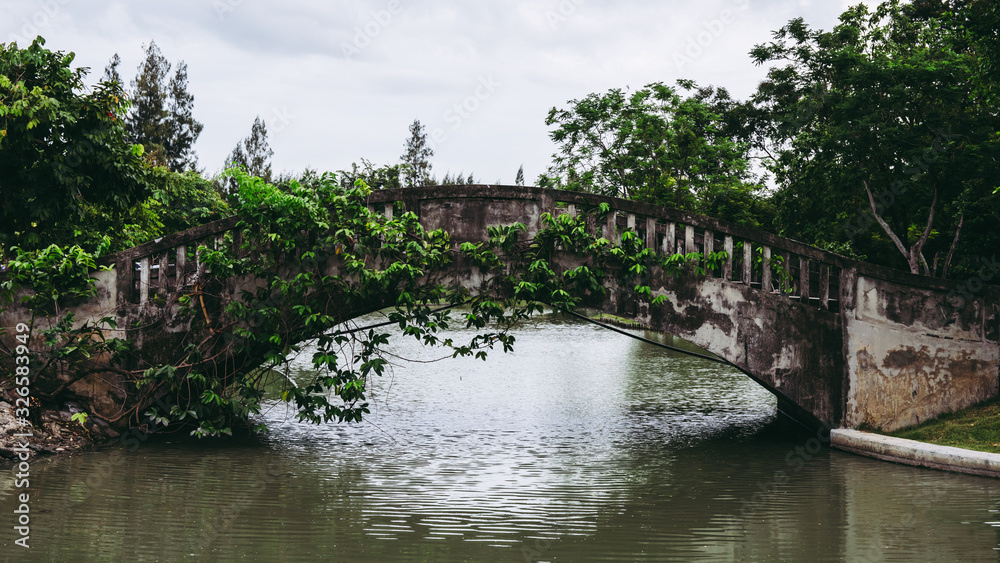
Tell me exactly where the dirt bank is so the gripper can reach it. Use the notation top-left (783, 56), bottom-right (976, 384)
top-left (0, 398), bottom-right (119, 460)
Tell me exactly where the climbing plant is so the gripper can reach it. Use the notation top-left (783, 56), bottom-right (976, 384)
top-left (7, 169), bottom-right (721, 438)
top-left (0, 241), bottom-right (129, 404)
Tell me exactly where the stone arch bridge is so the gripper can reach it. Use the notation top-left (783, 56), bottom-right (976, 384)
top-left (5, 185), bottom-right (998, 432)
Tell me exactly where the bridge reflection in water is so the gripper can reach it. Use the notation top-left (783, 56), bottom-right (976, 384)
top-left (11, 312), bottom-right (1000, 560)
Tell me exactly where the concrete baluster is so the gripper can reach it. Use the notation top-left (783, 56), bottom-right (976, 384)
top-left (646, 217), bottom-right (658, 251)
top-left (664, 222), bottom-right (676, 255)
top-left (196, 240), bottom-right (205, 279)
top-left (743, 241), bottom-right (753, 285)
top-left (685, 225), bottom-right (695, 255)
top-left (116, 257), bottom-right (132, 308)
top-left (723, 236), bottom-right (734, 281)
top-left (606, 212), bottom-right (617, 243)
top-left (800, 257), bottom-right (811, 301)
top-left (761, 246), bottom-right (772, 292)
top-left (176, 245), bottom-right (187, 288)
top-left (384, 203), bottom-right (393, 220)
top-left (158, 252), bottom-right (169, 296)
top-left (782, 253), bottom-right (792, 294)
top-left (139, 256), bottom-right (150, 308)
top-left (567, 204), bottom-right (577, 219)
top-left (819, 263), bottom-right (830, 309)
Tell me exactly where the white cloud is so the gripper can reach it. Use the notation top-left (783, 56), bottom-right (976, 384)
top-left (1, 0), bottom-right (864, 184)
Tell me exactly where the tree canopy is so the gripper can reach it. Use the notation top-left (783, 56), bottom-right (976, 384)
top-left (400, 118), bottom-right (434, 187)
top-left (544, 80), bottom-right (770, 228)
top-left (125, 41), bottom-right (203, 172)
top-left (0, 37), bottom-right (148, 252)
top-left (226, 115), bottom-right (274, 184)
top-left (743, 0), bottom-right (1000, 275)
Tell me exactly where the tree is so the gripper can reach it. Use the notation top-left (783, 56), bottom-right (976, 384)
top-left (103, 53), bottom-right (121, 85)
top-left (545, 80), bottom-right (767, 226)
top-left (439, 171), bottom-right (477, 185)
top-left (226, 115), bottom-right (273, 183)
top-left (0, 37), bottom-right (148, 252)
top-left (125, 41), bottom-right (203, 172)
top-left (337, 158), bottom-right (404, 190)
top-left (400, 118), bottom-right (433, 187)
top-left (165, 61), bottom-right (201, 171)
top-left (746, 1), bottom-right (1000, 276)
top-left (515, 164), bottom-right (525, 186)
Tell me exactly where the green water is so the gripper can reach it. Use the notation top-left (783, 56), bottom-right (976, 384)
top-left (3, 312), bottom-right (1000, 561)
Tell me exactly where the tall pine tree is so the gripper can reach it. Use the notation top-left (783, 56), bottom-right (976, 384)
top-left (124, 41), bottom-right (203, 172)
top-left (400, 119), bottom-right (433, 187)
top-left (226, 116), bottom-right (273, 183)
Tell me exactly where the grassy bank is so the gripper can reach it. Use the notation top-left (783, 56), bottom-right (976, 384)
top-left (886, 396), bottom-right (1000, 454)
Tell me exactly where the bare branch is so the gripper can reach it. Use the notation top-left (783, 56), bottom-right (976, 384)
top-left (942, 212), bottom-right (964, 279)
top-left (864, 179), bottom-right (911, 265)
top-left (911, 186), bottom-right (938, 274)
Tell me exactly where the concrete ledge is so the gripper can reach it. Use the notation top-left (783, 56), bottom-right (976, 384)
top-left (831, 429), bottom-right (1000, 478)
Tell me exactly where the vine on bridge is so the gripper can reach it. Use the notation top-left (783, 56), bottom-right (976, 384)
top-left (3, 171), bottom-right (724, 438)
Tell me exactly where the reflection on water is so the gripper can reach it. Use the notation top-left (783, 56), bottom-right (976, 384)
top-left (3, 312), bottom-right (1000, 561)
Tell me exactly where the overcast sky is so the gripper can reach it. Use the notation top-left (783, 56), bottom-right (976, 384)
top-left (3, 0), bottom-right (876, 184)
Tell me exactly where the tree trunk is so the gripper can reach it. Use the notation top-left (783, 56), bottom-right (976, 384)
top-left (864, 180), bottom-right (937, 276)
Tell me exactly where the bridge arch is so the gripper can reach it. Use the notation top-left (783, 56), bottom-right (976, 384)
top-left (9, 185), bottom-right (996, 432)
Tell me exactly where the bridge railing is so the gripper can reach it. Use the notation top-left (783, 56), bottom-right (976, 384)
top-left (98, 216), bottom-right (240, 309)
top-left (549, 195), bottom-right (843, 311)
top-left (368, 186), bottom-right (847, 312)
top-left (97, 184), bottom-right (971, 314)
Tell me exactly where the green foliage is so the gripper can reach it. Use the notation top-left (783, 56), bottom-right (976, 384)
top-left (126, 41), bottom-right (203, 171)
top-left (146, 167), bottom-right (230, 235)
top-left (438, 171), bottom-right (477, 185)
top-left (34, 166), bottom-right (231, 255)
top-left (70, 411), bottom-right (88, 426)
top-left (225, 115), bottom-right (272, 185)
top-left (0, 242), bottom-right (127, 404)
top-left (545, 80), bottom-right (767, 227)
top-left (337, 158), bottom-right (405, 190)
top-left (745, 1), bottom-right (1000, 277)
top-left (0, 37), bottom-right (149, 253)
top-left (1, 242), bottom-right (108, 314)
top-left (129, 170), bottom-right (715, 437)
top-left (400, 119), bottom-right (434, 187)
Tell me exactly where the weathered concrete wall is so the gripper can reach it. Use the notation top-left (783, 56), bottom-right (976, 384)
top-left (615, 268), bottom-right (844, 428)
top-left (841, 270), bottom-right (1000, 431)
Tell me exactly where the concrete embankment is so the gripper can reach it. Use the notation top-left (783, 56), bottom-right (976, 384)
top-left (831, 428), bottom-right (1000, 478)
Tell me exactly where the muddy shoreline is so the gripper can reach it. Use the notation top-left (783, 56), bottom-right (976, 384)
top-left (0, 398), bottom-right (116, 461)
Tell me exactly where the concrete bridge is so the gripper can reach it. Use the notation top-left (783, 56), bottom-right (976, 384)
top-left (7, 185), bottom-right (998, 432)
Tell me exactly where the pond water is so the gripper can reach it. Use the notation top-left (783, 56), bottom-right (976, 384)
top-left (3, 312), bottom-right (1000, 561)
